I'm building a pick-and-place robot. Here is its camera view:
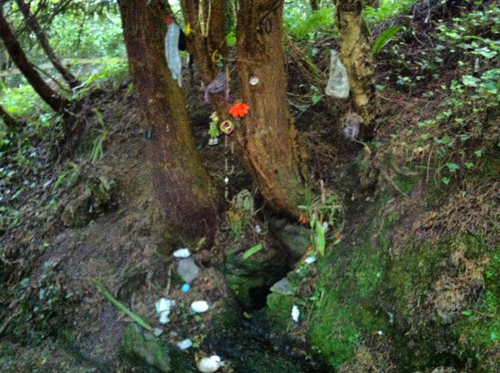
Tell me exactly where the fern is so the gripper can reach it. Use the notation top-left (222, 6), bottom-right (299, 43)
top-left (373, 26), bottom-right (403, 55)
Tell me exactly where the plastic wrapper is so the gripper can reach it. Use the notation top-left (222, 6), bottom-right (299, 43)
top-left (325, 50), bottom-right (349, 99)
top-left (165, 22), bottom-right (182, 87)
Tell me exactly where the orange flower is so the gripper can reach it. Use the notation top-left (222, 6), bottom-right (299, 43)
top-left (229, 103), bottom-right (249, 118)
top-left (299, 215), bottom-right (307, 224)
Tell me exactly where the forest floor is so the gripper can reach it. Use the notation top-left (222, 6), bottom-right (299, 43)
top-left (2, 5), bottom-right (500, 371)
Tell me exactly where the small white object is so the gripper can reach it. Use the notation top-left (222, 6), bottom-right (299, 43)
top-left (249, 74), bottom-right (259, 85)
top-left (304, 256), bottom-right (316, 265)
top-left (322, 221), bottom-right (329, 233)
top-left (197, 355), bottom-right (223, 372)
top-left (156, 298), bottom-right (175, 324)
top-left (224, 177), bottom-right (229, 184)
top-left (177, 338), bottom-right (193, 350)
top-left (208, 137), bottom-right (219, 146)
top-left (255, 224), bottom-right (262, 234)
top-left (156, 298), bottom-right (175, 314)
top-left (377, 330), bottom-right (384, 335)
top-left (291, 305), bottom-right (300, 323)
top-left (173, 248), bottom-right (191, 258)
top-left (159, 313), bottom-right (171, 324)
top-left (191, 300), bottom-right (209, 313)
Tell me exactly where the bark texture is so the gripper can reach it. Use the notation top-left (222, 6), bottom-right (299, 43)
top-left (119, 0), bottom-right (219, 249)
top-left (334, 0), bottom-right (374, 125)
top-left (236, 0), bottom-right (306, 217)
top-left (0, 5), bottom-right (68, 112)
top-left (16, 0), bottom-right (78, 88)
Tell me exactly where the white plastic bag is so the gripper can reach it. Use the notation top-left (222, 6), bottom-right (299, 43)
top-left (165, 22), bottom-right (182, 87)
top-left (325, 50), bottom-right (349, 99)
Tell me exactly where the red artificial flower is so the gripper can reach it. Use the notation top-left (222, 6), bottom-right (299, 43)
top-left (229, 103), bottom-right (249, 118)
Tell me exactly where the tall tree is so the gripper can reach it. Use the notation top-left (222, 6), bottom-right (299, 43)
top-left (118, 0), bottom-right (220, 248)
top-left (333, 0), bottom-right (375, 126)
top-left (16, 0), bottom-right (78, 89)
top-left (0, 5), bottom-right (68, 112)
top-left (235, 0), bottom-right (307, 217)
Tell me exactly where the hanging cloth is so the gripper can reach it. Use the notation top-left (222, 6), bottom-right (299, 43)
top-left (165, 21), bottom-right (183, 87)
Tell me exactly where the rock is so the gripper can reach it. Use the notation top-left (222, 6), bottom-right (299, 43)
top-left (269, 220), bottom-right (310, 260)
top-left (270, 277), bottom-right (294, 295)
top-left (177, 258), bottom-right (200, 283)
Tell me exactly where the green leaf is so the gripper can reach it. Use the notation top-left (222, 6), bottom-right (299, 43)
top-left (461, 310), bottom-right (473, 316)
top-left (442, 177), bottom-right (450, 185)
top-left (93, 279), bottom-right (152, 331)
top-left (242, 243), bottom-right (263, 260)
top-left (462, 75), bottom-right (480, 87)
top-left (312, 92), bottom-right (322, 105)
top-left (373, 26), bottom-right (403, 55)
top-left (316, 221), bottom-right (325, 256)
top-left (475, 150), bottom-right (483, 157)
top-left (446, 163), bottom-right (459, 173)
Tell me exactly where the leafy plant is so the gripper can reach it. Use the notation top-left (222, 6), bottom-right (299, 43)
top-left (53, 162), bottom-right (80, 190)
top-left (373, 26), bottom-right (403, 55)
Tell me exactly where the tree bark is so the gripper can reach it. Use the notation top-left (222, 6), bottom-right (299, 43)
top-left (311, 0), bottom-right (319, 11)
top-left (0, 103), bottom-right (20, 130)
top-left (334, 0), bottom-right (375, 127)
top-left (181, 0), bottom-right (230, 120)
top-left (236, 0), bottom-right (307, 217)
top-left (0, 5), bottom-right (68, 113)
top-left (118, 0), bottom-right (220, 249)
top-left (16, 0), bottom-right (78, 89)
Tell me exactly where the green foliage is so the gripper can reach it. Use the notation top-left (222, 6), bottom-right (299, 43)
top-left (373, 26), bottom-right (403, 54)
top-left (53, 162), bottom-right (80, 191)
top-left (90, 108), bottom-right (108, 163)
top-left (3, 260), bottom-right (75, 343)
top-left (0, 84), bottom-right (51, 122)
top-left (300, 188), bottom-right (343, 256)
top-left (365, 0), bottom-right (414, 23)
top-left (285, 7), bottom-right (336, 40)
top-left (242, 243), bottom-right (263, 260)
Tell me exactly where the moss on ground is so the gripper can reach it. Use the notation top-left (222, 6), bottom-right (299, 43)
top-left (308, 186), bottom-right (500, 371)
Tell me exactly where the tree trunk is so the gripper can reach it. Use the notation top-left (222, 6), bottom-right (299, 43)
top-left (118, 0), bottom-right (220, 249)
top-left (0, 6), bottom-right (68, 113)
top-left (16, 0), bottom-right (79, 89)
top-left (236, 0), bottom-right (307, 217)
top-left (0, 103), bottom-right (19, 130)
top-left (311, 0), bottom-right (319, 11)
top-left (334, 0), bottom-right (375, 128)
top-left (181, 0), bottom-right (230, 120)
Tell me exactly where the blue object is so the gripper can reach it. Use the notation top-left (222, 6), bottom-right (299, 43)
top-left (182, 284), bottom-right (190, 292)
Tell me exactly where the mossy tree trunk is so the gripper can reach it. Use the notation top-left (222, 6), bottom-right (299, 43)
top-left (235, 0), bottom-right (307, 217)
top-left (0, 5), bottom-right (68, 113)
top-left (334, 0), bottom-right (375, 128)
top-left (119, 0), bottom-right (220, 249)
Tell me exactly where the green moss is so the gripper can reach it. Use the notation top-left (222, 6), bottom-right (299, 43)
top-left (394, 173), bottom-right (420, 195)
top-left (227, 275), bottom-right (266, 310)
top-left (309, 197), bottom-right (393, 368)
top-left (265, 293), bottom-right (294, 330)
